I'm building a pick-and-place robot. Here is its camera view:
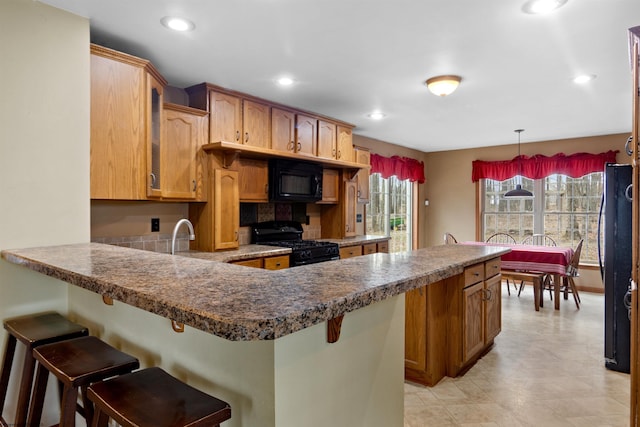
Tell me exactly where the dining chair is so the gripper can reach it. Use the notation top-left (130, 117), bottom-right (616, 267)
top-left (486, 233), bottom-right (517, 244)
top-left (521, 234), bottom-right (557, 247)
top-left (519, 234), bottom-right (557, 298)
top-left (562, 239), bottom-right (583, 308)
top-left (443, 232), bottom-right (458, 245)
top-left (541, 239), bottom-right (583, 309)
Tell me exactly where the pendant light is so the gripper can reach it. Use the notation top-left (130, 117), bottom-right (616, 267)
top-left (504, 129), bottom-right (534, 198)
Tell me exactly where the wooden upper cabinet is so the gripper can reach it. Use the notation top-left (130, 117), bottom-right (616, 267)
top-left (354, 146), bottom-right (371, 203)
top-left (214, 169), bottom-right (240, 250)
top-left (90, 44), bottom-right (167, 200)
top-left (243, 100), bottom-right (270, 148)
top-left (238, 158), bottom-right (269, 202)
top-left (271, 108), bottom-right (296, 153)
top-left (209, 90), bottom-right (242, 144)
top-left (295, 114), bottom-right (317, 157)
top-left (317, 120), bottom-right (337, 160)
top-left (337, 125), bottom-right (354, 162)
top-left (344, 180), bottom-right (357, 237)
top-left (161, 103), bottom-right (207, 200)
top-left (319, 169), bottom-right (339, 204)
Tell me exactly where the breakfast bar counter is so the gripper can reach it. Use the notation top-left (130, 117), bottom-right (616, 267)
top-left (1, 243), bottom-right (509, 427)
top-left (1, 243), bottom-right (507, 341)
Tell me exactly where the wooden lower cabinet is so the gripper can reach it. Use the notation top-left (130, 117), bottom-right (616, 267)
top-left (377, 241), bottom-right (389, 253)
top-left (362, 243), bottom-right (377, 255)
top-left (263, 255), bottom-right (289, 270)
top-left (339, 246), bottom-right (362, 259)
top-left (405, 257), bottom-right (502, 386)
top-left (231, 255), bottom-right (289, 270)
top-left (404, 279), bottom-right (450, 386)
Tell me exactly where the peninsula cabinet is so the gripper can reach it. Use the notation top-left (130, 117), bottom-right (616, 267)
top-left (447, 258), bottom-right (502, 377)
top-left (161, 103), bottom-right (208, 200)
top-left (237, 158), bottom-right (269, 202)
top-left (404, 280), bottom-right (449, 387)
top-left (404, 257), bottom-right (502, 386)
top-left (90, 44), bottom-right (167, 200)
top-left (230, 254), bottom-right (290, 270)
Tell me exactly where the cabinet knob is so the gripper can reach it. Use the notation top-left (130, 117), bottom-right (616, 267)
top-left (337, 150), bottom-right (341, 159)
top-left (235, 231), bottom-right (238, 241)
top-left (236, 130), bottom-right (240, 141)
top-left (332, 148), bottom-right (336, 157)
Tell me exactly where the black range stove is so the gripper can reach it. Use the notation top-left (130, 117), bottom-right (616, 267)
top-left (251, 221), bottom-right (340, 266)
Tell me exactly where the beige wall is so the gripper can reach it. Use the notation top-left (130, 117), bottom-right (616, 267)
top-left (91, 201), bottom-right (189, 237)
top-left (0, 0), bottom-right (90, 424)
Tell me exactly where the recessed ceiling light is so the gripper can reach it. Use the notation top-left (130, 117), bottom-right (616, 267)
top-left (367, 111), bottom-right (385, 120)
top-left (522, 0), bottom-right (568, 14)
top-left (160, 16), bottom-right (195, 32)
top-left (573, 74), bottom-right (596, 84)
top-left (276, 77), bottom-right (294, 86)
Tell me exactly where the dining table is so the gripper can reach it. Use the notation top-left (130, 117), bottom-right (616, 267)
top-left (461, 241), bottom-right (574, 310)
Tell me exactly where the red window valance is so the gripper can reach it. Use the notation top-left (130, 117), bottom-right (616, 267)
top-left (370, 153), bottom-right (425, 183)
top-left (471, 150), bottom-right (618, 182)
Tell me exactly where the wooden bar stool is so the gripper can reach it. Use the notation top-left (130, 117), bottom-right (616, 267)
top-left (26, 336), bottom-right (139, 427)
top-left (87, 367), bottom-right (231, 427)
top-left (0, 312), bottom-right (88, 427)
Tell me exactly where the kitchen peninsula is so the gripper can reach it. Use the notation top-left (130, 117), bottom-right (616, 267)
top-left (1, 243), bottom-right (508, 427)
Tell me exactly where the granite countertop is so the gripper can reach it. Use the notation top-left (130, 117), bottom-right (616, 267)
top-left (1, 243), bottom-right (509, 341)
top-left (318, 235), bottom-right (390, 247)
top-left (176, 244), bottom-right (291, 262)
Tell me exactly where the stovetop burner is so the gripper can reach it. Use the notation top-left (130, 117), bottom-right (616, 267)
top-left (251, 221), bottom-right (340, 266)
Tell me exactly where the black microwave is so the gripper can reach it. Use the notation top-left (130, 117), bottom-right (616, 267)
top-left (269, 159), bottom-right (323, 203)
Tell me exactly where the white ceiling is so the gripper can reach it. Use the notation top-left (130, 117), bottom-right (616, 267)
top-left (40, 0), bottom-right (640, 153)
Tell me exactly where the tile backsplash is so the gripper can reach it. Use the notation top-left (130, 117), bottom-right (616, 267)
top-left (92, 234), bottom-right (192, 254)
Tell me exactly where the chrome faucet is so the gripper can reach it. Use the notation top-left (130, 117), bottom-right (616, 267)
top-left (171, 219), bottom-right (195, 255)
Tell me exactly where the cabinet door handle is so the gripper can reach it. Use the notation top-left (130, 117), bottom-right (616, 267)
top-left (337, 150), bottom-right (341, 159)
top-left (288, 141), bottom-right (294, 151)
top-left (332, 148), bottom-right (336, 157)
top-left (245, 132), bottom-right (249, 143)
top-left (236, 130), bottom-right (240, 142)
top-left (192, 180), bottom-right (197, 191)
top-left (149, 172), bottom-right (156, 187)
top-left (234, 231), bottom-right (238, 241)
top-left (275, 262), bottom-right (281, 267)
top-left (297, 142), bottom-right (302, 151)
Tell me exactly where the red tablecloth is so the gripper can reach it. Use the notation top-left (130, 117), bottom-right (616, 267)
top-left (461, 241), bottom-right (573, 275)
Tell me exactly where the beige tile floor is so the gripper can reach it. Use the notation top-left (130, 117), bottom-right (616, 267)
top-left (404, 286), bottom-right (631, 426)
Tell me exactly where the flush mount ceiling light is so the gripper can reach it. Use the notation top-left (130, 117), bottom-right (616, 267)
top-left (522, 0), bottom-right (568, 14)
top-left (425, 75), bottom-right (462, 97)
top-left (160, 16), bottom-right (195, 32)
top-left (367, 111), bottom-right (386, 120)
top-left (504, 129), bottom-right (534, 198)
top-left (573, 74), bottom-right (597, 84)
top-left (276, 76), bottom-right (294, 86)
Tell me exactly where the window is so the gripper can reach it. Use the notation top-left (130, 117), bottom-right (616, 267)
top-left (366, 173), bottom-right (413, 253)
top-left (482, 172), bottom-right (603, 263)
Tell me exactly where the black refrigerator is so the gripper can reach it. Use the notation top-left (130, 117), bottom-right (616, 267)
top-left (600, 163), bottom-right (632, 373)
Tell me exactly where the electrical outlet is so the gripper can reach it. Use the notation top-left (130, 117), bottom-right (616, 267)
top-left (151, 218), bottom-right (160, 232)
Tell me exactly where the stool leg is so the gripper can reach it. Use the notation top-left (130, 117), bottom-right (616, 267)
top-left (26, 362), bottom-right (49, 427)
top-left (14, 347), bottom-right (37, 426)
top-left (0, 335), bottom-right (17, 419)
top-left (60, 384), bottom-right (79, 427)
top-left (90, 408), bottom-right (109, 427)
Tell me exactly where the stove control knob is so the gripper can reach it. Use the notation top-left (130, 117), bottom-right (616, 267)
top-left (300, 250), bottom-right (312, 260)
